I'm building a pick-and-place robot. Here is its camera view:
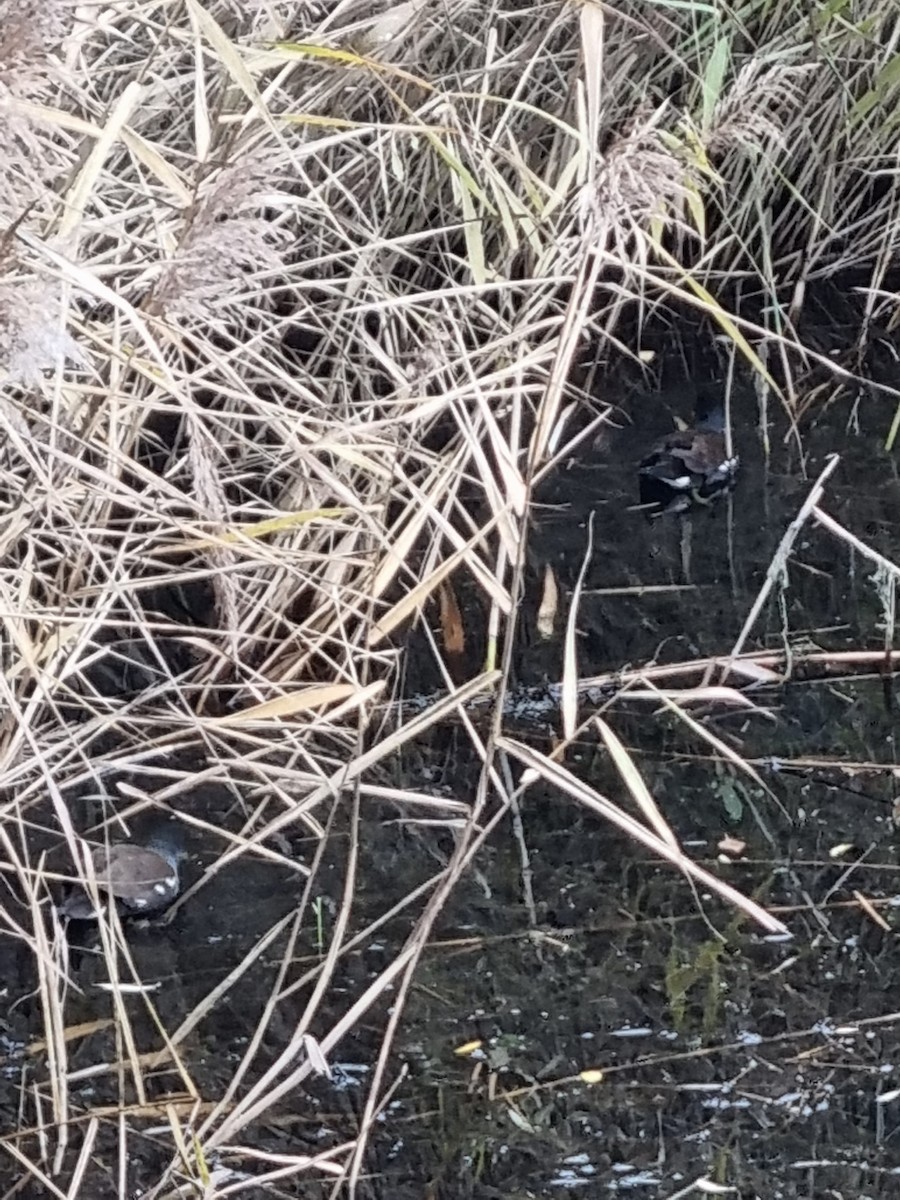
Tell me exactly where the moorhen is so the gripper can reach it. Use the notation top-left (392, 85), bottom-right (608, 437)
top-left (638, 406), bottom-right (739, 517)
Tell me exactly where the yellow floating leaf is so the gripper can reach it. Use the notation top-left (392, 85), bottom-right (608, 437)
top-left (453, 1039), bottom-right (483, 1057)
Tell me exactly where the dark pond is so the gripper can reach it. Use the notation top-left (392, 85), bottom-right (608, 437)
top-left (3, 301), bottom-right (900, 1198)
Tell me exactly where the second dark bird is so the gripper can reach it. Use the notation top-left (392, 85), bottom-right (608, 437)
top-left (638, 406), bottom-right (739, 517)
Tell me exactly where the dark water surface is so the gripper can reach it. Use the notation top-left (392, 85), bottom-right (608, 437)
top-left (3, 332), bottom-right (900, 1198)
top-left (373, 357), bottom-right (900, 1197)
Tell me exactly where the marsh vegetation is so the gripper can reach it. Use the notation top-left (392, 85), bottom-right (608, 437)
top-left (1, 0), bottom-right (900, 1196)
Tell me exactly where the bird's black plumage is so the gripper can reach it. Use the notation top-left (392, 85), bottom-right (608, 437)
top-left (638, 409), bottom-right (739, 516)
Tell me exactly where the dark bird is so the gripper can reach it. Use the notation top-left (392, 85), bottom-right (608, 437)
top-left (58, 831), bottom-right (184, 920)
top-left (638, 407), bottom-right (739, 517)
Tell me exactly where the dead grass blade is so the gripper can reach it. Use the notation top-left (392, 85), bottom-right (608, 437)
top-left (562, 513), bottom-right (594, 740)
top-left (595, 717), bottom-right (680, 853)
top-left (497, 736), bottom-right (788, 936)
top-left (719, 455), bottom-right (842, 677)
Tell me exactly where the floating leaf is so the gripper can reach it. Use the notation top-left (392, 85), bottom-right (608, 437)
top-left (579, 1068), bottom-right (604, 1084)
top-left (453, 1039), bottom-right (483, 1057)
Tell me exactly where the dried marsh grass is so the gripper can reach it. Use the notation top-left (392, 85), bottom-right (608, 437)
top-left (0, 0), bottom-right (898, 1193)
